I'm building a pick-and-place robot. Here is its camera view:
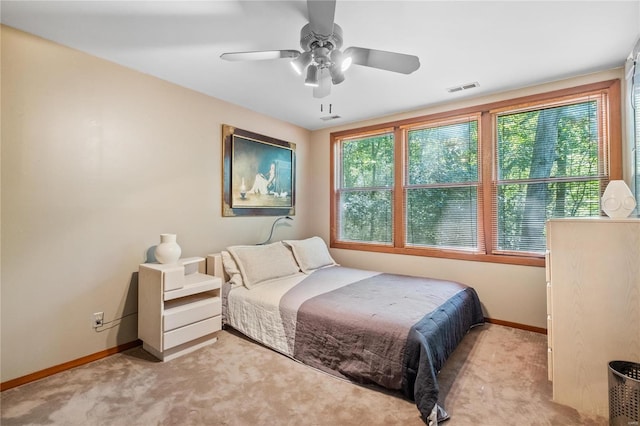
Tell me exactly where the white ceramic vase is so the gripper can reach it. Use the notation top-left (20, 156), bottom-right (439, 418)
top-left (155, 233), bottom-right (181, 264)
top-left (601, 180), bottom-right (637, 218)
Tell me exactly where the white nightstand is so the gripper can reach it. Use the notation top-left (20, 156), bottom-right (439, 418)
top-left (138, 257), bottom-right (222, 361)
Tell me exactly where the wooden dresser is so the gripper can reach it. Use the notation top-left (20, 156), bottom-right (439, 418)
top-left (546, 217), bottom-right (640, 417)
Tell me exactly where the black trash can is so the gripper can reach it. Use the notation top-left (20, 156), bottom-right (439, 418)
top-left (608, 360), bottom-right (640, 426)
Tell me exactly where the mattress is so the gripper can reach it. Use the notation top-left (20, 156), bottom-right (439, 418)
top-left (222, 263), bottom-right (484, 423)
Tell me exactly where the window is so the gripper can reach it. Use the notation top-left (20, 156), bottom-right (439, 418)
top-left (636, 80), bottom-right (640, 207)
top-left (494, 96), bottom-right (608, 255)
top-left (634, 61), bottom-right (640, 211)
top-left (331, 80), bottom-right (621, 266)
top-left (627, 39), bottom-right (640, 216)
top-left (405, 116), bottom-right (480, 251)
top-left (335, 130), bottom-right (395, 244)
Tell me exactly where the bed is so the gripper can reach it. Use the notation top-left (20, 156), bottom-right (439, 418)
top-left (206, 237), bottom-right (484, 424)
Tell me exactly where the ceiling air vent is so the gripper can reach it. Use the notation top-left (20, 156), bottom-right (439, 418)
top-left (447, 82), bottom-right (480, 93)
top-left (320, 115), bottom-right (342, 121)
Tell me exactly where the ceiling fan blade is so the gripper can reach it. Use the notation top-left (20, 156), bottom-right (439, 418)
top-left (313, 68), bottom-right (331, 98)
top-left (220, 50), bottom-right (300, 61)
top-left (344, 47), bottom-right (420, 74)
top-left (307, 0), bottom-right (336, 36)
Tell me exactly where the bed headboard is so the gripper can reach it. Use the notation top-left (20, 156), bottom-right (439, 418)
top-left (205, 253), bottom-right (226, 280)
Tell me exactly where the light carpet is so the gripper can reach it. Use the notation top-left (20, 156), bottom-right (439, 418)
top-left (1, 324), bottom-right (607, 425)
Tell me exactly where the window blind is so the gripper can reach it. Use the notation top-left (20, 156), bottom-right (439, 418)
top-left (337, 132), bottom-right (394, 244)
top-left (625, 38), bottom-right (639, 217)
top-left (493, 95), bottom-right (607, 254)
top-left (634, 53), bottom-right (640, 213)
top-left (405, 117), bottom-right (481, 251)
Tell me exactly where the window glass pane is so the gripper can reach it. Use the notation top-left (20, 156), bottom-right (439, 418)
top-left (339, 190), bottom-right (392, 243)
top-left (406, 187), bottom-right (477, 249)
top-left (341, 133), bottom-right (394, 188)
top-left (408, 121), bottom-right (478, 184)
top-left (497, 101), bottom-right (599, 180)
top-left (635, 81), bottom-right (640, 210)
top-left (496, 99), bottom-right (603, 254)
top-left (496, 180), bottom-right (601, 253)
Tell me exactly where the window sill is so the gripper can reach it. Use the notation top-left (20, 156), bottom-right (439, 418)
top-left (330, 241), bottom-right (546, 267)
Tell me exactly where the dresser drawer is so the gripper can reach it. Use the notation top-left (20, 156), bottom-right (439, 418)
top-left (164, 294), bottom-right (221, 332)
top-left (163, 316), bottom-right (222, 350)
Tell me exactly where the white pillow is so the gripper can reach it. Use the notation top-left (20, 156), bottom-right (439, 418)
top-left (283, 236), bottom-right (337, 274)
top-left (227, 242), bottom-right (300, 289)
top-left (220, 250), bottom-right (243, 287)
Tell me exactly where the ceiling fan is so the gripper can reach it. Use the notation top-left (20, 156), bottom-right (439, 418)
top-left (220, 0), bottom-right (420, 98)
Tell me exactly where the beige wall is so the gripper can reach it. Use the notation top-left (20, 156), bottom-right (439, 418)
top-left (308, 67), bottom-right (626, 332)
top-left (0, 26), bottom-right (311, 382)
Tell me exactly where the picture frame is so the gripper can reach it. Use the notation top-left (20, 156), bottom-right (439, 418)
top-left (222, 124), bottom-right (296, 217)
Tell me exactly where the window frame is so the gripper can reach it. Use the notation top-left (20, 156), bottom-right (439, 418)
top-left (330, 79), bottom-right (622, 267)
top-left (336, 128), bottom-right (396, 245)
top-left (634, 72), bottom-right (640, 212)
top-left (402, 113), bottom-right (483, 253)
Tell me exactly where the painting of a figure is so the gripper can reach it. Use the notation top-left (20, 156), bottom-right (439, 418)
top-left (222, 125), bottom-right (295, 216)
top-left (248, 162), bottom-right (276, 195)
top-left (232, 135), bottom-right (293, 207)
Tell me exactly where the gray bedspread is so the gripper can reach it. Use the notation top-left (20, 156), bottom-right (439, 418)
top-left (279, 266), bottom-right (484, 422)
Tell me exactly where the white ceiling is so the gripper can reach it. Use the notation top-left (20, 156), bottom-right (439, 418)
top-left (2, 1), bottom-right (639, 131)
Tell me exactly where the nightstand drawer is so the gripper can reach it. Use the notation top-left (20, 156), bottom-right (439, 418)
top-left (163, 294), bottom-right (221, 332)
top-left (163, 316), bottom-right (222, 350)
top-left (162, 266), bottom-right (185, 291)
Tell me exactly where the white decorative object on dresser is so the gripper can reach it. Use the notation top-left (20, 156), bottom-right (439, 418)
top-left (138, 257), bottom-right (222, 361)
top-left (546, 217), bottom-right (640, 417)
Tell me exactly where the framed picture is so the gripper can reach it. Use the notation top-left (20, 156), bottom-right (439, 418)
top-left (222, 124), bottom-right (296, 217)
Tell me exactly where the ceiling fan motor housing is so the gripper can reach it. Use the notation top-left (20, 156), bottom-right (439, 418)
top-left (300, 23), bottom-right (343, 54)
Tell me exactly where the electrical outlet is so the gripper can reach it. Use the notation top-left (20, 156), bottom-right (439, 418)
top-left (93, 312), bottom-right (104, 328)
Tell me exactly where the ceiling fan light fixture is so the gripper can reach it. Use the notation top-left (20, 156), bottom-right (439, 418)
top-left (329, 64), bottom-right (345, 85)
top-left (291, 51), bottom-right (312, 75)
top-left (341, 55), bottom-right (353, 72)
top-left (329, 49), bottom-right (346, 70)
top-left (304, 64), bottom-right (320, 87)
top-left (342, 47), bottom-right (361, 71)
